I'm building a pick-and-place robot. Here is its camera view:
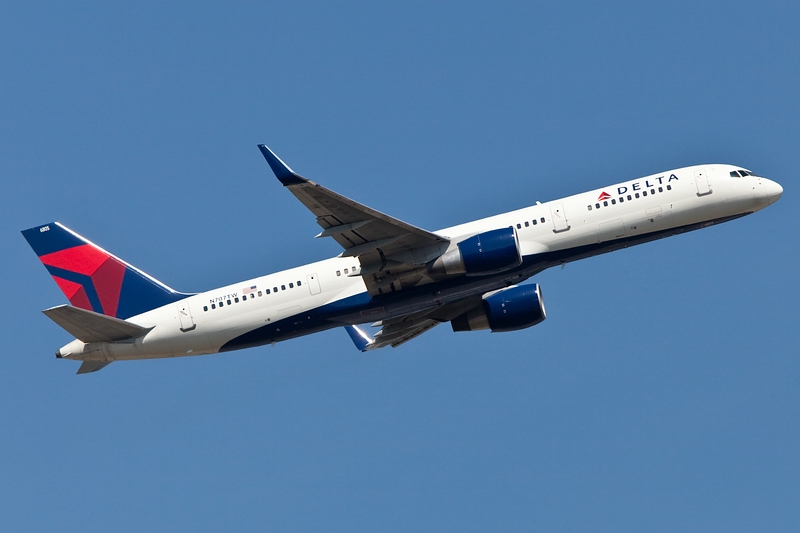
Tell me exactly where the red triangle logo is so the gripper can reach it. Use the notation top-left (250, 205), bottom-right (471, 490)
top-left (598, 191), bottom-right (611, 201)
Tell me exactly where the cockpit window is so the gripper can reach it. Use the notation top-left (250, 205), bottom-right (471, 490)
top-left (730, 169), bottom-right (756, 177)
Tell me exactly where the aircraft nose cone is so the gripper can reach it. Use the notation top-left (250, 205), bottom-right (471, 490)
top-left (765, 179), bottom-right (783, 205)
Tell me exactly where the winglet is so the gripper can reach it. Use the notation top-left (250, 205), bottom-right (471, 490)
top-left (345, 325), bottom-right (374, 352)
top-left (257, 144), bottom-right (308, 186)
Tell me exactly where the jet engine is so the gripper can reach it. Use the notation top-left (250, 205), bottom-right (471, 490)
top-left (451, 284), bottom-right (546, 332)
top-left (428, 227), bottom-right (522, 276)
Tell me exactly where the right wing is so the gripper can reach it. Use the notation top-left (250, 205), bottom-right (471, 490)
top-left (345, 296), bottom-right (483, 351)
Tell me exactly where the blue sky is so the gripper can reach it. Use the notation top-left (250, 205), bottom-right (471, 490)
top-left (2, 1), bottom-right (798, 531)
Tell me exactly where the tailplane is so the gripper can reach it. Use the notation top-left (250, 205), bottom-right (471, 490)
top-left (22, 222), bottom-right (190, 319)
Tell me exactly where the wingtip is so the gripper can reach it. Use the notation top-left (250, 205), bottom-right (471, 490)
top-left (345, 325), bottom-right (374, 352)
top-left (257, 144), bottom-right (307, 186)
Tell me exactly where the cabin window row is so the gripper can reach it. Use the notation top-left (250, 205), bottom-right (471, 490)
top-left (203, 279), bottom-right (304, 311)
top-left (516, 217), bottom-right (547, 230)
top-left (335, 266), bottom-right (359, 276)
top-left (586, 184), bottom-right (672, 211)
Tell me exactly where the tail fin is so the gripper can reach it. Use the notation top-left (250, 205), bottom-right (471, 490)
top-left (22, 222), bottom-right (190, 319)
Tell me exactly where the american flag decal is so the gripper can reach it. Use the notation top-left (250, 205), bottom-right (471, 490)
top-left (243, 285), bottom-right (257, 295)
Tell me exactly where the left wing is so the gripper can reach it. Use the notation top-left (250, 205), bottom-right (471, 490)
top-left (259, 145), bottom-right (450, 294)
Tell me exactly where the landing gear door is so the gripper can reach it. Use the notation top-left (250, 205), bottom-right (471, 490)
top-left (307, 273), bottom-right (321, 295)
top-left (178, 302), bottom-right (196, 332)
top-left (695, 169), bottom-right (711, 196)
top-left (550, 203), bottom-right (570, 233)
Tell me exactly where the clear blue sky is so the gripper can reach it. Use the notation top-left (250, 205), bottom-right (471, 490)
top-left (2, 2), bottom-right (798, 531)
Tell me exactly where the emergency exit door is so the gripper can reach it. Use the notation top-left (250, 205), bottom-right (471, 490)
top-left (550, 203), bottom-right (570, 233)
top-left (307, 273), bottom-right (321, 295)
top-left (695, 169), bottom-right (711, 196)
top-left (177, 302), bottom-right (195, 332)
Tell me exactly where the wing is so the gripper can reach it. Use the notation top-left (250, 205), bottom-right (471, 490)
top-left (259, 145), bottom-right (451, 294)
top-left (345, 296), bottom-right (483, 351)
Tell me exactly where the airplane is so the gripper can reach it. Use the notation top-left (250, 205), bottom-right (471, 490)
top-left (22, 145), bottom-right (783, 373)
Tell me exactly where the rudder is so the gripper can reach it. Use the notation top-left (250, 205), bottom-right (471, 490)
top-left (22, 222), bottom-right (190, 319)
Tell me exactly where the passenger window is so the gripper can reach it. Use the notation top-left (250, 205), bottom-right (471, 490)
top-left (611, 199), bottom-right (616, 205)
top-left (258, 290), bottom-right (262, 297)
top-left (203, 306), bottom-right (208, 312)
top-left (266, 289), bottom-right (271, 294)
top-left (289, 283), bottom-right (294, 288)
top-left (532, 219), bottom-right (537, 225)
top-left (273, 287), bottom-right (278, 293)
top-left (650, 189), bottom-right (655, 195)
top-left (635, 193), bottom-right (640, 198)
top-left (242, 295), bottom-right (247, 301)
top-left (516, 223), bottom-right (521, 229)
top-left (298, 281), bottom-right (302, 286)
top-left (281, 285), bottom-right (286, 291)
top-left (587, 206), bottom-right (592, 211)
top-left (603, 201), bottom-right (608, 207)
top-left (619, 197), bottom-right (624, 203)
top-left (336, 270), bottom-right (341, 276)
top-left (525, 220), bottom-right (530, 226)
top-left (211, 303), bottom-right (216, 309)
top-left (627, 195), bottom-right (632, 200)
top-left (540, 217), bottom-right (545, 223)
top-left (658, 187), bottom-right (663, 192)
top-left (219, 301), bottom-right (224, 307)
top-left (344, 268), bottom-right (349, 275)
top-left (595, 203), bottom-right (600, 209)
top-left (667, 185), bottom-right (672, 191)
top-left (642, 191), bottom-right (647, 196)
top-left (234, 297), bottom-right (239, 303)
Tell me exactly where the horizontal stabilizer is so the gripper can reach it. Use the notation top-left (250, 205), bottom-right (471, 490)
top-left (43, 304), bottom-right (151, 343)
top-left (77, 361), bottom-right (111, 374)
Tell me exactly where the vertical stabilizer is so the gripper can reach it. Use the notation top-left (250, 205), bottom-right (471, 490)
top-left (22, 222), bottom-right (190, 319)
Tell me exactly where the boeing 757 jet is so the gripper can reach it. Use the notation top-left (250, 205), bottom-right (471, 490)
top-left (22, 145), bottom-right (783, 373)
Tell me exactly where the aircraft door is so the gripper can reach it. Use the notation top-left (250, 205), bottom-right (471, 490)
top-left (307, 273), bottom-right (321, 295)
top-left (550, 203), bottom-right (570, 233)
top-left (177, 301), bottom-right (196, 332)
top-left (695, 169), bottom-right (711, 196)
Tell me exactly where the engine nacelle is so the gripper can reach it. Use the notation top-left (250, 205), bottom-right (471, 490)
top-left (451, 284), bottom-right (546, 333)
top-left (428, 227), bottom-right (522, 276)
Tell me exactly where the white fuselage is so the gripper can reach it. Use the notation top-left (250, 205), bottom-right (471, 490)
top-left (58, 164), bottom-right (782, 363)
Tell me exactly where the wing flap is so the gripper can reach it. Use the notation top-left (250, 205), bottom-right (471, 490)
top-left (43, 304), bottom-right (151, 343)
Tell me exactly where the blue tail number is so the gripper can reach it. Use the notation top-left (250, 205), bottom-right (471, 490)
top-left (22, 222), bottom-right (189, 319)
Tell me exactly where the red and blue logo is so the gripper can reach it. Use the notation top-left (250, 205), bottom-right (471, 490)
top-left (22, 222), bottom-right (189, 319)
top-left (40, 244), bottom-right (126, 317)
